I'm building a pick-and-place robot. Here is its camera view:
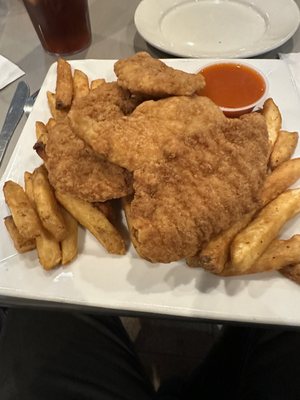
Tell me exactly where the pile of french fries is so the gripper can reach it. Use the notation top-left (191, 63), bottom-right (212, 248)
top-left (187, 99), bottom-right (300, 284)
top-left (2, 58), bottom-right (300, 286)
top-left (3, 59), bottom-right (125, 270)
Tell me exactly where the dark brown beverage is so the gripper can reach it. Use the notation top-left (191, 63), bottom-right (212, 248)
top-left (23, 0), bottom-right (91, 55)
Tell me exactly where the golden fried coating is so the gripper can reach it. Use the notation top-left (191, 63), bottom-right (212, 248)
top-left (45, 120), bottom-right (132, 202)
top-left (42, 81), bottom-right (141, 202)
top-left (71, 80), bottom-right (141, 118)
top-left (69, 96), bottom-right (225, 171)
top-left (69, 95), bottom-right (269, 262)
top-left (114, 52), bottom-right (205, 98)
top-left (131, 113), bottom-right (269, 262)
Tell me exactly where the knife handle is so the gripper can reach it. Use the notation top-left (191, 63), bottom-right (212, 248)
top-left (0, 81), bottom-right (29, 166)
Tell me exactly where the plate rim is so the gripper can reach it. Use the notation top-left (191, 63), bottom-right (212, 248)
top-left (134, 0), bottom-right (300, 58)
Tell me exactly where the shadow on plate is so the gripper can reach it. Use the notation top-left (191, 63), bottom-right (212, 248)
top-left (133, 31), bottom-right (175, 59)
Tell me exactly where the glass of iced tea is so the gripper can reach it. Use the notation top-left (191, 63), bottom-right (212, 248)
top-left (23, 0), bottom-right (92, 55)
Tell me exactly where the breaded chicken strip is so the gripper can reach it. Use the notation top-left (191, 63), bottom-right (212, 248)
top-left (114, 52), bottom-right (205, 98)
top-left (69, 96), bottom-right (269, 262)
top-left (45, 120), bottom-right (132, 202)
top-left (40, 81), bottom-right (137, 202)
top-left (71, 80), bottom-right (142, 118)
top-left (69, 96), bottom-right (225, 171)
top-left (131, 113), bottom-right (269, 262)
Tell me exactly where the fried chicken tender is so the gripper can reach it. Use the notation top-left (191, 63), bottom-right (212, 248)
top-left (71, 80), bottom-right (141, 118)
top-left (114, 52), bottom-right (205, 98)
top-left (45, 120), bottom-right (132, 202)
top-left (42, 82), bottom-right (140, 202)
top-left (69, 96), bottom-right (269, 262)
top-left (69, 96), bottom-right (225, 171)
top-left (131, 114), bottom-right (269, 262)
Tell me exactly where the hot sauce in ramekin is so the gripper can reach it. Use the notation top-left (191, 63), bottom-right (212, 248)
top-left (199, 62), bottom-right (268, 117)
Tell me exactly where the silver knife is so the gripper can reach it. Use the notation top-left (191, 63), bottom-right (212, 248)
top-left (0, 81), bottom-right (30, 165)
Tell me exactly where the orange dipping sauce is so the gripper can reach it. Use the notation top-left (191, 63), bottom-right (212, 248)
top-left (199, 62), bottom-right (267, 117)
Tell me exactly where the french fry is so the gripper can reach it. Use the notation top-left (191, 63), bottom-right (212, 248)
top-left (60, 207), bottom-right (78, 265)
top-left (32, 166), bottom-right (67, 241)
top-left (46, 117), bottom-right (57, 130)
top-left (262, 98), bottom-right (281, 148)
top-left (261, 158), bottom-right (300, 206)
top-left (73, 69), bottom-right (89, 100)
top-left (231, 189), bottom-right (300, 272)
top-left (47, 90), bottom-right (57, 119)
top-left (56, 58), bottom-right (73, 109)
top-left (4, 216), bottom-right (36, 253)
top-left (280, 263), bottom-right (300, 284)
top-left (93, 201), bottom-right (115, 223)
top-left (33, 141), bottom-right (47, 161)
top-left (269, 130), bottom-right (298, 169)
top-left (90, 78), bottom-right (105, 90)
top-left (122, 196), bottom-right (141, 253)
top-left (36, 229), bottom-right (62, 270)
top-left (186, 212), bottom-right (254, 272)
top-left (3, 180), bottom-right (41, 239)
top-left (186, 157), bottom-right (300, 273)
top-left (56, 191), bottom-right (126, 255)
top-left (47, 91), bottom-right (68, 120)
top-left (24, 171), bottom-right (34, 203)
top-left (254, 235), bottom-right (300, 272)
top-left (6, 65), bottom-right (300, 278)
top-left (35, 121), bottom-right (48, 144)
top-left (222, 235), bottom-right (300, 276)
top-left (24, 171), bottom-right (62, 270)
top-left (47, 91), bottom-right (56, 118)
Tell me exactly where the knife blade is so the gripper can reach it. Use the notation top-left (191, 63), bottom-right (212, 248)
top-left (0, 81), bottom-right (30, 166)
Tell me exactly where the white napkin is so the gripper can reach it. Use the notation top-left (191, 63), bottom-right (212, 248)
top-left (279, 52), bottom-right (300, 96)
top-left (0, 55), bottom-right (25, 90)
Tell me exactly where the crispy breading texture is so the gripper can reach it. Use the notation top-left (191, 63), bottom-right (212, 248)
top-left (114, 51), bottom-right (205, 97)
top-left (45, 120), bottom-right (132, 202)
top-left (70, 95), bottom-right (269, 262)
top-left (188, 157), bottom-right (300, 272)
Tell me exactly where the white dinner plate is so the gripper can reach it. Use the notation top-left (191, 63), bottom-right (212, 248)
top-left (1, 59), bottom-right (300, 326)
top-left (134, 0), bottom-right (300, 58)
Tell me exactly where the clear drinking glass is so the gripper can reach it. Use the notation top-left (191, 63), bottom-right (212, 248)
top-left (23, 0), bottom-right (92, 55)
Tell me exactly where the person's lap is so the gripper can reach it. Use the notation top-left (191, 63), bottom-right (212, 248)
top-left (1, 308), bottom-right (300, 400)
top-left (183, 325), bottom-right (300, 400)
top-left (0, 308), bottom-right (154, 400)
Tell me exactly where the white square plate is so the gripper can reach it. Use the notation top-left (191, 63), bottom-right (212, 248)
top-left (1, 59), bottom-right (300, 325)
